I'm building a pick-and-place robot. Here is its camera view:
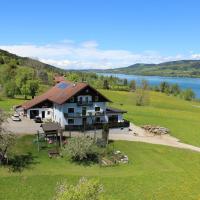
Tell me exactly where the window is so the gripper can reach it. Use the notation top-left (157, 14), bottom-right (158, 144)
top-left (68, 118), bottom-right (74, 125)
top-left (79, 97), bottom-right (83, 102)
top-left (95, 96), bottom-right (99, 102)
top-left (95, 107), bottom-right (100, 112)
top-left (70, 97), bottom-right (74, 102)
top-left (47, 111), bottom-right (50, 115)
top-left (85, 96), bottom-right (89, 102)
top-left (68, 108), bottom-right (74, 113)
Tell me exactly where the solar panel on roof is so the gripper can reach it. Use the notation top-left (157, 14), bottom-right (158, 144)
top-left (57, 82), bottom-right (71, 89)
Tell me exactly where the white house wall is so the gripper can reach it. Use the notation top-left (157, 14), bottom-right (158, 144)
top-left (53, 102), bottom-right (107, 128)
top-left (27, 108), bottom-right (53, 119)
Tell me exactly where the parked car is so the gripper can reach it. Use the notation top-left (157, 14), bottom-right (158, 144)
top-left (34, 116), bottom-right (43, 123)
top-left (11, 114), bottom-right (21, 121)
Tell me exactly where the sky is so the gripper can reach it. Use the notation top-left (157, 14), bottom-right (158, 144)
top-left (0, 0), bottom-right (200, 69)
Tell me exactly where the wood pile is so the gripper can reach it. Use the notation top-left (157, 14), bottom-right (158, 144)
top-left (141, 125), bottom-right (170, 135)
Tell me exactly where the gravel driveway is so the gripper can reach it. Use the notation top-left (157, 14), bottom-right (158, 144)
top-left (3, 117), bottom-right (43, 134)
top-left (3, 118), bottom-right (200, 153)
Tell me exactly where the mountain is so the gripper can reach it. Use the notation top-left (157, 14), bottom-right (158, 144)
top-left (103, 60), bottom-right (200, 77)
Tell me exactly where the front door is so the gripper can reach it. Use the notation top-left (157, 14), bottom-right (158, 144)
top-left (82, 117), bottom-right (87, 126)
top-left (82, 107), bottom-right (87, 116)
top-left (30, 110), bottom-right (39, 119)
top-left (42, 111), bottom-right (45, 119)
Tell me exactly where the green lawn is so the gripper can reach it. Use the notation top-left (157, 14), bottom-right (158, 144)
top-left (0, 98), bottom-right (25, 112)
top-left (101, 90), bottom-right (200, 147)
top-left (1, 136), bottom-right (200, 200)
top-left (1, 90), bottom-right (200, 199)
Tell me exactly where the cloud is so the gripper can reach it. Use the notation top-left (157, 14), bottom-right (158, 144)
top-left (191, 54), bottom-right (200, 59)
top-left (0, 40), bottom-right (197, 70)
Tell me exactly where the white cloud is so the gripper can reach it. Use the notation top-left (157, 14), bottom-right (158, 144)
top-left (0, 40), bottom-right (197, 70)
top-left (191, 54), bottom-right (200, 59)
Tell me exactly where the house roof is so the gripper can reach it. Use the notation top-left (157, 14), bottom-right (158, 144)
top-left (21, 81), bottom-right (111, 110)
top-left (54, 76), bottom-right (66, 83)
top-left (41, 122), bottom-right (61, 133)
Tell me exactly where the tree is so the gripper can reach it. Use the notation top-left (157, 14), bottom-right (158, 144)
top-left (170, 84), bottom-right (181, 96)
top-left (103, 80), bottom-right (109, 90)
top-left (37, 70), bottom-right (49, 84)
top-left (54, 177), bottom-right (104, 200)
top-left (141, 80), bottom-right (149, 90)
top-left (0, 57), bottom-right (4, 64)
top-left (65, 136), bottom-right (96, 162)
top-left (27, 80), bottom-right (39, 99)
top-left (123, 79), bottom-right (128, 86)
top-left (4, 81), bottom-right (17, 98)
top-left (181, 89), bottom-right (195, 101)
top-left (15, 68), bottom-right (34, 99)
top-left (129, 80), bottom-right (136, 91)
top-left (160, 82), bottom-right (170, 93)
top-left (135, 89), bottom-right (150, 106)
top-left (0, 110), bottom-right (16, 165)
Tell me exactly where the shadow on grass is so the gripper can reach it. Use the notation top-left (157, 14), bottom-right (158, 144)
top-left (8, 152), bottom-right (39, 172)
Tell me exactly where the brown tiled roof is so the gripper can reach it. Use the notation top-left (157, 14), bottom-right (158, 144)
top-left (41, 122), bottom-right (61, 133)
top-left (54, 76), bottom-right (66, 83)
top-left (21, 81), bottom-right (110, 110)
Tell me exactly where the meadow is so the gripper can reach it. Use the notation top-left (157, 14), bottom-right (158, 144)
top-left (1, 90), bottom-right (200, 199)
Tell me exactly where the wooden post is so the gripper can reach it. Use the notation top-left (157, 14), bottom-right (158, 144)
top-left (37, 131), bottom-right (40, 152)
top-left (59, 130), bottom-right (63, 148)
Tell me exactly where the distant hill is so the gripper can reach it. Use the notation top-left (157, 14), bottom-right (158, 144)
top-left (0, 49), bottom-right (65, 74)
top-left (100, 60), bottom-right (200, 77)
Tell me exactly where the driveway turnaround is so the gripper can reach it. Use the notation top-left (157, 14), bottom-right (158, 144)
top-left (4, 118), bottom-right (200, 153)
top-left (3, 117), bottom-right (42, 134)
top-left (109, 123), bottom-right (200, 153)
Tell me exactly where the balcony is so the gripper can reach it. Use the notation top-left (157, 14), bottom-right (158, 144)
top-left (65, 119), bottom-right (130, 131)
top-left (77, 101), bottom-right (93, 106)
top-left (64, 111), bottom-right (105, 118)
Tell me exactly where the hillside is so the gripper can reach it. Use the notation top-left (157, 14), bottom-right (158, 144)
top-left (103, 60), bottom-right (200, 77)
top-left (0, 49), bottom-right (65, 74)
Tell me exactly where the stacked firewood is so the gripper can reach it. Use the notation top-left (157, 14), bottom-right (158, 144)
top-left (141, 125), bottom-right (169, 135)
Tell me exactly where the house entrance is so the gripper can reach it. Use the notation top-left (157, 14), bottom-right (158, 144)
top-left (30, 110), bottom-right (39, 119)
top-left (42, 111), bottom-right (45, 119)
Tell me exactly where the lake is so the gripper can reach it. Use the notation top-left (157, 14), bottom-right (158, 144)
top-left (99, 73), bottom-right (200, 98)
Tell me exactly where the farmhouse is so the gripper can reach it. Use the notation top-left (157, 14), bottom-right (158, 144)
top-left (19, 81), bottom-right (129, 130)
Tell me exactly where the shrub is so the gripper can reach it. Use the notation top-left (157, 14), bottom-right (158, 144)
top-left (181, 89), bottom-right (195, 101)
top-left (54, 177), bottom-right (104, 200)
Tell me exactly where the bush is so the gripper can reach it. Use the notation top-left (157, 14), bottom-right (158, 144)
top-left (181, 89), bottom-right (195, 101)
top-left (64, 136), bottom-right (100, 163)
top-left (54, 177), bottom-right (104, 200)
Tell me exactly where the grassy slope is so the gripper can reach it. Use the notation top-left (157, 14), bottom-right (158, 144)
top-left (1, 91), bottom-right (200, 199)
top-left (101, 90), bottom-right (200, 147)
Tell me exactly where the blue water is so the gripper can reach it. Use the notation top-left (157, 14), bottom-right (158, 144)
top-left (99, 73), bottom-right (200, 98)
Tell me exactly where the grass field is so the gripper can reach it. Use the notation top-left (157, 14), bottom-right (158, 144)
top-left (1, 90), bottom-right (200, 199)
top-left (1, 136), bottom-right (200, 200)
top-left (0, 98), bottom-right (25, 112)
top-left (101, 90), bottom-right (200, 147)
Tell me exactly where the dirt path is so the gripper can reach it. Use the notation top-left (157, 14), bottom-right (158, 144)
top-left (109, 123), bottom-right (200, 153)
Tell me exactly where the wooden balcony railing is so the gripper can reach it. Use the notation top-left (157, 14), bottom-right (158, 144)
top-left (65, 120), bottom-right (130, 131)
